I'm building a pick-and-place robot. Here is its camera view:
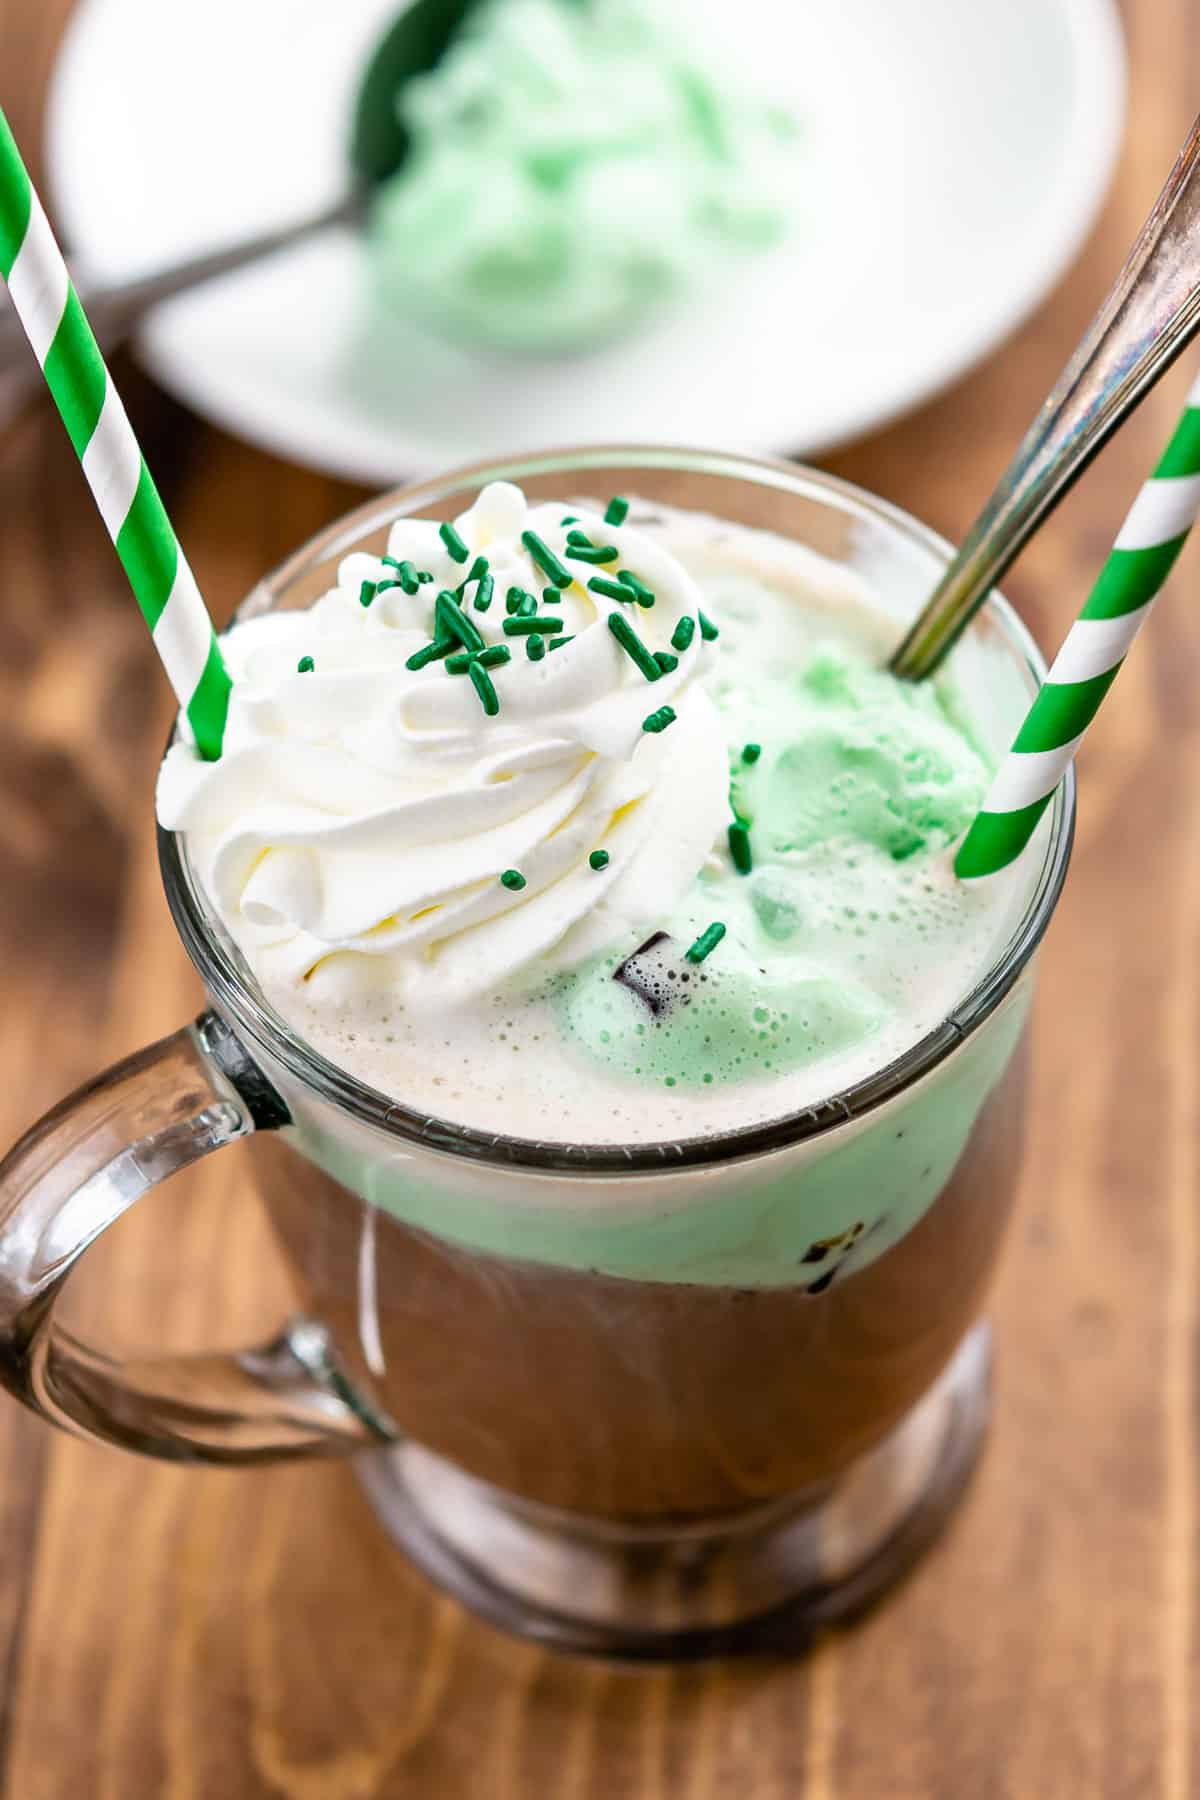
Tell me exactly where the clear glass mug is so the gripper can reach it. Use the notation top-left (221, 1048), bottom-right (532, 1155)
top-left (0, 450), bottom-right (1072, 1660)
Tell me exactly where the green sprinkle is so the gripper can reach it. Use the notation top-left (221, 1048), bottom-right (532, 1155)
top-left (742, 742), bottom-right (762, 765)
top-left (500, 868), bottom-right (526, 891)
top-left (457, 554), bottom-right (489, 597)
top-left (417, 570), bottom-right (434, 584)
top-left (504, 615), bottom-right (563, 637)
top-left (406, 638), bottom-right (454, 672)
top-left (589, 849), bottom-right (610, 871)
top-left (506, 585), bottom-right (533, 615)
top-left (654, 650), bottom-right (679, 674)
top-left (374, 578), bottom-right (403, 596)
top-left (521, 529), bottom-right (573, 589)
top-left (607, 611), bottom-right (661, 681)
top-left (526, 633), bottom-right (546, 661)
top-left (642, 705), bottom-right (677, 734)
top-left (617, 569), bottom-right (655, 607)
top-left (542, 586), bottom-right (562, 606)
top-left (446, 643), bottom-right (511, 675)
top-left (296, 655), bottom-right (315, 673)
top-left (439, 521), bottom-right (470, 563)
top-left (566, 529), bottom-right (592, 545)
top-left (435, 590), bottom-right (485, 653)
top-left (604, 495), bottom-right (629, 526)
top-left (548, 635), bottom-right (575, 652)
top-left (699, 610), bottom-right (720, 641)
top-left (728, 820), bottom-right (752, 873)
top-left (560, 515), bottom-right (580, 526)
top-left (359, 579), bottom-right (377, 608)
top-left (473, 573), bottom-right (495, 612)
top-left (671, 616), bottom-right (695, 652)
top-left (468, 661), bottom-right (500, 716)
top-left (589, 576), bottom-right (638, 603)
top-left (566, 542), bottom-right (620, 565)
top-left (383, 557), bottom-right (421, 595)
top-left (686, 922), bottom-right (726, 964)
top-left (517, 592), bottom-right (538, 618)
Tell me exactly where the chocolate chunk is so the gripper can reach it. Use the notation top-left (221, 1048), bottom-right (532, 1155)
top-left (800, 1221), bottom-right (867, 1285)
top-left (612, 931), bottom-right (689, 1018)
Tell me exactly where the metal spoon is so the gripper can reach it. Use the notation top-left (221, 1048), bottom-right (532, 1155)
top-left (890, 115), bottom-right (1200, 680)
top-left (0, 0), bottom-right (482, 421)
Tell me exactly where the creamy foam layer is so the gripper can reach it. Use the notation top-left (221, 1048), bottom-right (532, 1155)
top-left (162, 492), bottom-right (1043, 1152)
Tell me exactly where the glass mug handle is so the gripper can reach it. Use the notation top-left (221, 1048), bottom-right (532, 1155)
top-left (0, 1011), bottom-right (390, 1462)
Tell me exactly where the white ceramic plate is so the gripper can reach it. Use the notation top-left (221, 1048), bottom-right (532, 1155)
top-left (45, 0), bottom-right (1125, 484)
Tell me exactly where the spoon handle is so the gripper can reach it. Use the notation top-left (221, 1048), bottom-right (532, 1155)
top-left (890, 115), bottom-right (1200, 680)
top-left (0, 188), bottom-right (361, 425)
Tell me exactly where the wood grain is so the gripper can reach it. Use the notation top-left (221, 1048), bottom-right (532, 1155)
top-left (0, 1), bottom-right (1196, 1793)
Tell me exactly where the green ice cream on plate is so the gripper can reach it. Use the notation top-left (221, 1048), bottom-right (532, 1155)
top-left (368, 0), bottom-right (802, 352)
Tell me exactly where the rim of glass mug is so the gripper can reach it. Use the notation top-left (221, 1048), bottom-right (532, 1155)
top-left (158, 445), bottom-right (1074, 1176)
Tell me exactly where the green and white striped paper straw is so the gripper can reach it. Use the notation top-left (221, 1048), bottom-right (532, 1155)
top-left (0, 110), bottom-right (230, 759)
top-left (955, 378), bottom-right (1200, 880)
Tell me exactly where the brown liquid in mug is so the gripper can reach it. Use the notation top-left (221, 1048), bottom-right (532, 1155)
top-left (254, 1045), bottom-right (1027, 1522)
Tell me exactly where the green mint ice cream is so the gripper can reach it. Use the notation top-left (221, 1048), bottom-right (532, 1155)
top-left (367, 0), bottom-right (802, 352)
top-left (556, 595), bottom-right (995, 1096)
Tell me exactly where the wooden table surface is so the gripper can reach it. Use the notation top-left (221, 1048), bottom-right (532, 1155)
top-left (0, 2), bottom-right (1196, 1794)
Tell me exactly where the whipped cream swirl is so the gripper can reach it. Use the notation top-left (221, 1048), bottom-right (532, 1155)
top-left (158, 483), bottom-right (728, 1011)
